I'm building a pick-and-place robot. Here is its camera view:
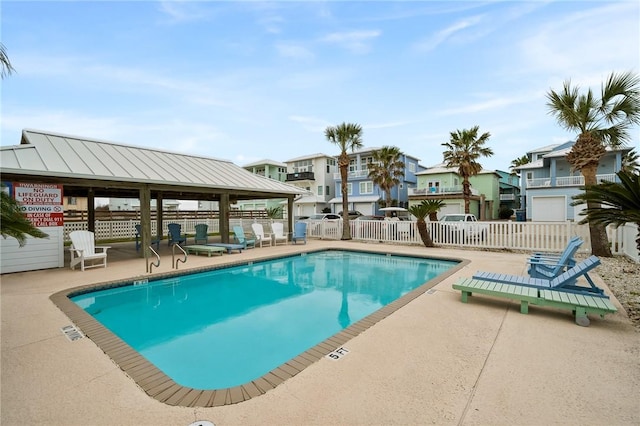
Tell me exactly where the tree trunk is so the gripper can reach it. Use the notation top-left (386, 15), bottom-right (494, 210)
top-left (416, 219), bottom-right (434, 247)
top-left (462, 176), bottom-right (471, 214)
top-left (384, 189), bottom-right (392, 216)
top-left (339, 154), bottom-right (352, 240)
top-left (581, 163), bottom-right (612, 257)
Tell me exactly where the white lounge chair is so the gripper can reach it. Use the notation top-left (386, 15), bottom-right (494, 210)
top-left (271, 222), bottom-right (288, 245)
top-left (69, 230), bottom-right (111, 271)
top-left (251, 223), bottom-right (273, 247)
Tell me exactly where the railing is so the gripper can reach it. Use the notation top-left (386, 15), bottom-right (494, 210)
top-left (408, 186), bottom-right (480, 196)
top-left (304, 219), bottom-right (638, 261)
top-left (333, 170), bottom-right (370, 180)
top-left (285, 171), bottom-right (315, 181)
top-left (527, 173), bottom-right (617, 188)
top-left (499, 194), bottom-right (516, 201)
top-left (61, 218), bottom-right (638, 263)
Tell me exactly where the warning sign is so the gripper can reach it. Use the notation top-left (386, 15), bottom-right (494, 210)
top-left (14, 183), bottom-right (64, 227)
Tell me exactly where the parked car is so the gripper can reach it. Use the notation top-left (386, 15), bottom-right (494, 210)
top-left (338, 210), bottom-right (363, 219)
top-left (354, 215), bottom-right (384, 221)
top-left (438, 214), bottom-right (489, 243)
top-left (303, 213), bottom-right (341, 237)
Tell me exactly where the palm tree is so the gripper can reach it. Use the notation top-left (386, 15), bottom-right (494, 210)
top-left (510, 155), bottom-right (530, 175)
top-left (408, 201), bottom-right (441, 247)
top-left (546, 71), bottom-right (640, 257)
top-left (571, 170), bottom-right (640, 253)
top-left (325, 122), bottom-right (364, 240)
top-left (1, 43), bottom-right (15, 78)
top-left (1, 187), bottom-right (49, 246)
top-left (367, 146), bottom-right (405, 216)
top-left (442, 126), bottom-right (493, 214)
top-left (0, 49), bottom-right (47, 246)
top-left (421, 199), bottom-right (446, 221)
top-left (622, 149), bottom-right (639, 174)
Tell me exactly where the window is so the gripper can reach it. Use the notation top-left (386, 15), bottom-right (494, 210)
top-left (67, 196), bottom-right (77, 205)
top-left (348, 159), bottom-right (357, 172)
top-left (347, 183), bottom-right (353, 195)
top-left (359, 181), bottom-right (373, 194)
top-left (408, 162), bottom-right (416, 172)
top-left (317, 186), bottom-right (323, 195)
top-left (326, 164), bottom-right (330, 173)
top-left (428, 181), bottom-right (440, 193)
top-left (293, 160), bottom-right (313, 173)
top-left (326, 185), bottom-right (330, 196)
top-left (360, 156), bottom-right (374, 170)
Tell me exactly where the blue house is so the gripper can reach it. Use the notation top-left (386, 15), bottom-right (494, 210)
top-left (516, 141), bottom-right (631, 221)
top-left (328, 147), bottom-right (425, 216)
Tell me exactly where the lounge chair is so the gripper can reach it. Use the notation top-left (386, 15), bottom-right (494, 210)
top-left (134, 224), bottom-right (160, 251)
top-left (452, 276), bottom-right (616, 326)
top-left (232, 225), bottom-right (256, 249)
top-left (527, 237), bottom-right (583, 279)
top-left (69, 230), bottom-right (110, 271)
top-left (251, 223), bottom-right (273, 247)
top-left (167, 223), bottom-right (187, 246)
top-left (473, 255), bottom-right (606, 297)
top-left (291, 221), bottom-right (307, 244)
top-left (194, 223), bottom-right (209, 245)
top-left (271, 222), bottom-right (288, 245)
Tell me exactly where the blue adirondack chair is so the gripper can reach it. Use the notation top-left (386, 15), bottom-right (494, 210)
top-left (167, 223), bottom-right (187, 246)
top-left (527, 237), bottom-right (583, 279)
top-left (194, 223), bottom-right (209, 245)
top-left (473, 255), bottom-right (606, 297)
top-left (291, 221), bottom-right (307, 244)
top-left (134, 224), bottom-right (160, 251)
top-left (232, 225), bottom-right (256, 249)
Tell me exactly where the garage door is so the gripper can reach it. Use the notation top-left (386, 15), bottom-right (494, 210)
top-left (438, 203), bottom-right (462, 217)
top-left (531, 196), bottom-right (566, 221)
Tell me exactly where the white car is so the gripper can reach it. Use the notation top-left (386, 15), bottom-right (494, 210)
top-left (438, 214), bottom-right (488, 242)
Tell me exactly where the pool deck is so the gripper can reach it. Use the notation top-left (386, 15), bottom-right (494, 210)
top-left (2, 239), bottom-right (639, 425)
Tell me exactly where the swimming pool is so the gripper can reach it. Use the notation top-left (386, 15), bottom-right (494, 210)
top-left (52, 249), bottom-right (463, 407)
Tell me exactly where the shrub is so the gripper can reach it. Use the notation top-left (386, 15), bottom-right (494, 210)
top-left (499, 206), bottom-right (514, 219)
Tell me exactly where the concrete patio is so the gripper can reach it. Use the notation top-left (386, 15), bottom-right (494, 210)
top-left (1, 239), bottom-right (639, 425)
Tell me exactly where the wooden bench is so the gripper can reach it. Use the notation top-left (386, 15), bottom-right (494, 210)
top-left (453, 278), bottom-right (539, 314)
top-left (452, 277), bottom-right (617, 326)
top-left (184, 245), bottom-right (226, 257)
top-left (206, 243), bottom-right (245, 253)
top-left (537, 289), bottom-right (617, 326)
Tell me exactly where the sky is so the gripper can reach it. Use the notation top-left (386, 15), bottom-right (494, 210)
top-left (1, 0), bottom-right (639, 176)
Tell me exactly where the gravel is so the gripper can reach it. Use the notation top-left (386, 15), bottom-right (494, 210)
top-left (593, 255), bottom-right (640, 332)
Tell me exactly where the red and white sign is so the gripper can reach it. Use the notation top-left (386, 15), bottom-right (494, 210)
top-left (14, 183), bottom-right (64, 227)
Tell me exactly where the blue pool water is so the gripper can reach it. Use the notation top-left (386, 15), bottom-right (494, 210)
top-left (71, 250), bottom-right (458, 389)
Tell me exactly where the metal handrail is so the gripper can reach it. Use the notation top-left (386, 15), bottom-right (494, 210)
top-left (147, 246), bottom-right (160, 273)
top-left (172, 244), bottom-right (187, 269)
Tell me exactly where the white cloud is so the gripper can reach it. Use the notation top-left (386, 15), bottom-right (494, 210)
top-left (413, 15), bottom-right (484, 52)
top-left (320, 30), bottom-right (381, 54)
top-left (275, 42), bottom-right (314, 60)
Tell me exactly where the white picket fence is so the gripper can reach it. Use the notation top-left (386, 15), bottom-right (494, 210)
top-left (63, 219), bottom-right (639, 262)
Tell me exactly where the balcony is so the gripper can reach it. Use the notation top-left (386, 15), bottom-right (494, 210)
top-left (409, 186), bottom-right (480, 196)
top-left (286, 171), bottom-right (315, 182)
top-left (499, 194), bottom-right (516, 201)
top-left (333, 170), bottom-right (370, 180)
top-left (526, 173), bottom-right (616, 188)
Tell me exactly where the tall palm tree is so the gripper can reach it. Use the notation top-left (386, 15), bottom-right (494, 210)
top-left (571, 170), bottom-right (640, 253)
top-left (367, 146), bottom-right (405, 216)
top-left (510, 155), bottom-right (530, 175)
top-left (325, 122), bottom-right (364, 240)
top-left (408, 201), bottom-right (441, 247)
top-left (442, 126), bottom-right (493, 214)
top-left (546, 71), bottom-right (640, 257)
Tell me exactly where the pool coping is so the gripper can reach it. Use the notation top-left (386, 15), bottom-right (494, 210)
top-left (50, 247), bottom-right (469, 407)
